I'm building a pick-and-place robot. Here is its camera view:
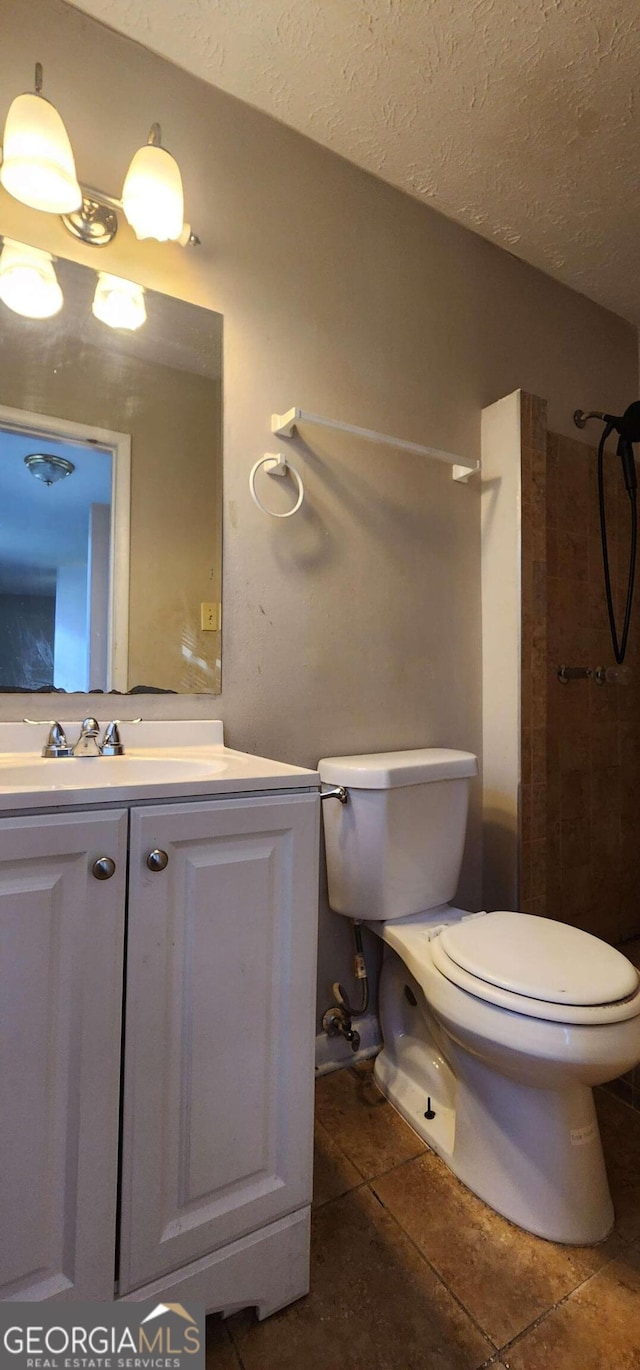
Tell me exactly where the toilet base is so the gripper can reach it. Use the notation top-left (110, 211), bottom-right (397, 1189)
top-left (376, 954), bottom-right (615, 1246)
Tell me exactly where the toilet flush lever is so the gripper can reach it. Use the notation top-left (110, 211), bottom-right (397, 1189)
top-left (320, 786), bottom-right (348, 804)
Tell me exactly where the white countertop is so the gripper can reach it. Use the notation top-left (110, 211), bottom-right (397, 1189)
top-left (0, 720), bottom-right (319, 812)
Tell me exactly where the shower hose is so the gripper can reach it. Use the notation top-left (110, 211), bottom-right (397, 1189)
top-left (598, 420), bottom-right (637, 664)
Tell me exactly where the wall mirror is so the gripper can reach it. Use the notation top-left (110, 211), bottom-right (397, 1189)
top-left (0, 250), bottom-right (222, 695)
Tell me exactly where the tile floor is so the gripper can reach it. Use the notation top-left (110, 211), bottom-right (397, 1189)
top-left (207, 1061), bottom-right (640, 1370)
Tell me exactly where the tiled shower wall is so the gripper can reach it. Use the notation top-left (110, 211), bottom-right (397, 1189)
top-left (521, 395), bottom-right (640, 947)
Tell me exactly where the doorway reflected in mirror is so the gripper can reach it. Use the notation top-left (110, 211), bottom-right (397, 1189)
top-left (0, 409), bottom-right (128, 692)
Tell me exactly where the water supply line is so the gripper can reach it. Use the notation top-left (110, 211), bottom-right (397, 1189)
top-left (322, 920), bottom-right (370, 1053)
top-left (320, 782), bottom-right (369, 1052)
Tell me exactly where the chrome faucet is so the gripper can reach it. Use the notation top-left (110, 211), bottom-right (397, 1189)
top-left (71, 717), bottom-right (101, 757)
top-left (27, 717), bottom-right (141, 757)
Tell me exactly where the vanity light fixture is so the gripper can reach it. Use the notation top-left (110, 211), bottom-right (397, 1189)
top-left (92, 272), bottom-right (146, 331)
top-left (121, 124), bottom-right (184, 242)
top-left (1, 64), bottom-right (199, 249)
top-left (24, 453), bottom-right (75, 485)
top-left (0, 62), bottom-right (82, 214)
top-left (0, 237), bottom-right (63, 318)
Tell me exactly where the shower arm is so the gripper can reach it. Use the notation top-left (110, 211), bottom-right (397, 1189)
top-left (573, 410), bottom-right (609, 429)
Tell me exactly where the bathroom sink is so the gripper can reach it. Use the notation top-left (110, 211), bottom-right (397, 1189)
top-left (0, 753), bottom-right (224, 790)
top-left (0, 719), bottom-right (319, 811)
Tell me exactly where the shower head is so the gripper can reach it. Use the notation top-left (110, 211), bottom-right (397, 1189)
top-left (577, 400), bottom-right (640, 667)
top-left (619, 401), bottom-right (640, 443)
top-left (574, 400), bottom-right (640, 499)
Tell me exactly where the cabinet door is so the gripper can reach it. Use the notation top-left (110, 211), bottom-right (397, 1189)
top-left (119, 792), bottom-right (319, 1293)
top-left (0, 809), bottom-right (127, 1301)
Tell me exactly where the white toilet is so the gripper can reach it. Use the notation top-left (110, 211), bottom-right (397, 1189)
top-left (319, 747), bottom-right (640, 1245)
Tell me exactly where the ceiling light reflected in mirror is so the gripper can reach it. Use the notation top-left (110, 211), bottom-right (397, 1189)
top-left (0, 238), bottom-right (148, 331)
top-left (0, 238), bottom-right (63, 318)
top-left (24, 452), bottom-right (75, 485)
top-left (92, 273), bottom-right (146, 331)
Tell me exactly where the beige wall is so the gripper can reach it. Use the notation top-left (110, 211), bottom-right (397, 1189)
top-left (0, 0), bottom-right (637, 1021)
top-left (0, 315), bottom-right (221, 691)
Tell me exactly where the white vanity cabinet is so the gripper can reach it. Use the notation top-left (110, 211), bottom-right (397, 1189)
top-left (119, 792), bottom-right (319, 1301)
top-left (0, 777), bottom-right (319, 1317)
top-left (0, 809), bottom-right (128, 1302)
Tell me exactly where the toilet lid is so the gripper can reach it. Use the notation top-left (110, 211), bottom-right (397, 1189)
top-left (438, 911), bottom-right (639, 1007)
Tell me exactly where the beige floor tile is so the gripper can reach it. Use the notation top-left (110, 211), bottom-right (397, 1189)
top-left (502, 1245), bottom-right (640, 1369)
top-left (596, 1089), bottom-right (640, 1241)
top-left (313, 1117), bottom-right (362, 1207)
top-left (205, 1316), bottom-right (241, 1369)
top-left (227, 1186), bottom-right (493, 1370)
top-left (314, 1061), bottom-right (426, 1179)
top-left (372, 1150), bottom-right (623, 1348)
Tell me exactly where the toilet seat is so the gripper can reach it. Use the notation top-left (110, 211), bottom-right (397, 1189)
top-left (431, 911), bottom-right (640, 1026)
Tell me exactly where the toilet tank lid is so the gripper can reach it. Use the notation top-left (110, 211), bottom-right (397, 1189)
top-left (318, 748), bottom-right (478, 789)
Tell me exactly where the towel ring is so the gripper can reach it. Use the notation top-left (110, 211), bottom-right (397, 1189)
top-left (249, 453), bottom-right (304, 518)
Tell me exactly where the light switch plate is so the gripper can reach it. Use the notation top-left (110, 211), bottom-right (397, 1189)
top-left (200, 602), bottom-right (221, 631)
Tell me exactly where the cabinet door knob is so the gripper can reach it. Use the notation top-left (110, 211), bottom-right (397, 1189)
top-left (146, 849), bottom-right (169, 872)
top-left (92, 856), bottom-right (116, 880)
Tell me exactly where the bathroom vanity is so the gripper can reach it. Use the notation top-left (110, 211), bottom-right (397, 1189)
top-left (0, 721), bottom-right (319, 1316)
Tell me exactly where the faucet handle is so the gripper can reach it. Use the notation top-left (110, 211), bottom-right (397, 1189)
top-left (42, 723), bottom-right (72, 759)
top-left (101, 721), bottom-right (124, 756)
top-left (24, 718), bottom-right (73, 759)
top-left (101, 718), bottom-right (142, 728)
top-left (100, 718), bottom-right (142, 757)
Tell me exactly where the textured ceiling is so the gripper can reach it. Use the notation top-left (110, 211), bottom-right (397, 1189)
top-left (68, 0), bottom-right (640, 324)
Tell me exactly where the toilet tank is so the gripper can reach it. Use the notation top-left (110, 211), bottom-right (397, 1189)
top-left (318, 748), bottom-right (478, 920)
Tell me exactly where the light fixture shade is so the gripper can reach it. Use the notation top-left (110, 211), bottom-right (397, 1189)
top-left (0, 91), bottom-right (82, 214)
top-left (0, 238), bottom-right (63, 318)
top-left (121, 142), bottom-right (184, 241)
top-left (92, 272), bottom-right (146, 331)
top-left (25, 453), bottom-right (75, 485)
